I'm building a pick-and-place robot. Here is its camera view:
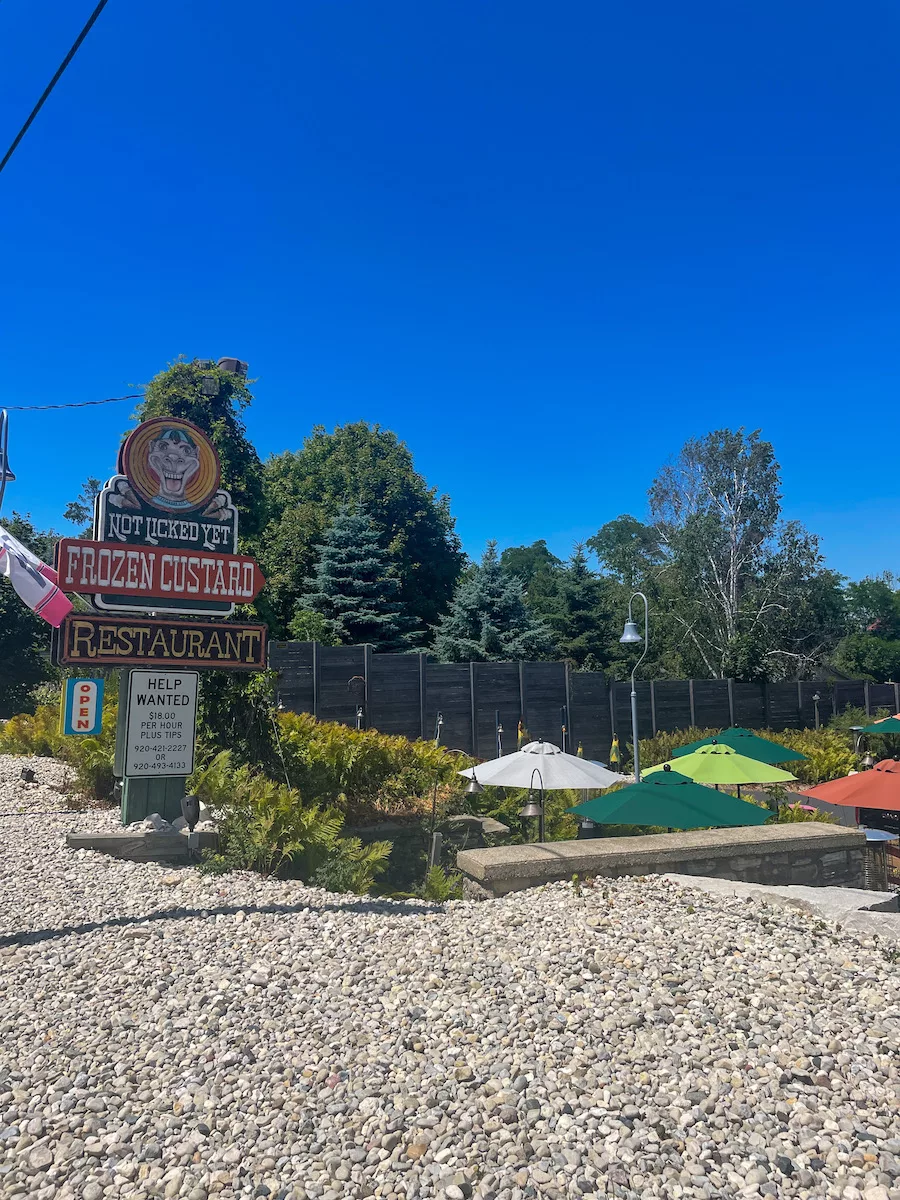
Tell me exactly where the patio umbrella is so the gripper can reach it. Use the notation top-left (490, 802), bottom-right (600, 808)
top-left (568, 766), bottom-right (769, 830)
top-left (458, 740), bottom-right (626, 790)
top-left (802, 759), bottom-right (900, 811)
top-left (861, 715), bottom-right (900, 734)
top-left (645, 743), bottom-right (797, 786)
top-left (673, 727), bottom-right (806, 765)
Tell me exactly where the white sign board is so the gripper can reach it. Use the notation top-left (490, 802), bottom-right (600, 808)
top-left (125, 671), bottom-right (198, 778)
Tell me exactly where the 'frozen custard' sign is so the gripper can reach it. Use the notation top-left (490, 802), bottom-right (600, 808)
top-left (94, 417), bottom-right (239, 615)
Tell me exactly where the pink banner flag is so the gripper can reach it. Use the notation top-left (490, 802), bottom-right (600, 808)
top-left (0, 524), bottom-right (73, 628)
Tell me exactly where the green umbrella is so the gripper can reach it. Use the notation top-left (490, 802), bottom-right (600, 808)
top-left (646, 743), bottom-right (797, 786)
top-left (673, 727), bottom-right (806, 765)
top-left (568, 766), bottom-right (769, 830)
top-left (861, 715), bottom-right (900, 733)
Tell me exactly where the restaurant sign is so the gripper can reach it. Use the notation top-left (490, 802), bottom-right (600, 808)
top-left (53, 614), bottom-right (267, 671)
top-left (92, 416), bottom-right (240, 615)
top-left (57, 538), bottom-right (265, 609)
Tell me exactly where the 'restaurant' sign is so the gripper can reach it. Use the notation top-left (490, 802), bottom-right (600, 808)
top-left (53, 614), bottom-right (267, 671)
top-left (92, 416), bottom-right (241, 615)
top-left (57, 538), bottom-right (265, 609)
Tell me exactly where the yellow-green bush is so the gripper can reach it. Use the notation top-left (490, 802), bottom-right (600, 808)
top-left (0, 701), bottom-right (116, 803)
top-left (276, 712), bottom-right (470, 820)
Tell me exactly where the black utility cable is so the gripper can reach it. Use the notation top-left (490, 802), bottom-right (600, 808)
top-left (0, 0), bottom-right (111, 177)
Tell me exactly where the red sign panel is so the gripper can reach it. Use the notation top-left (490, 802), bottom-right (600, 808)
top-left (57, 538), bottom-right (265, 607)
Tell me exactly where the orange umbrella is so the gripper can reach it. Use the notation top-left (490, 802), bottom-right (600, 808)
top-left (802, 759), bottom-right (900, 811)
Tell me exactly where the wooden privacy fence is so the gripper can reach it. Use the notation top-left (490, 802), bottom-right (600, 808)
top-left (269, 640), bottom-right (900, 763)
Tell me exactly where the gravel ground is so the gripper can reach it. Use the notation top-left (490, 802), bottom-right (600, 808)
top-left (2, 754), bottom-right (900, 1200)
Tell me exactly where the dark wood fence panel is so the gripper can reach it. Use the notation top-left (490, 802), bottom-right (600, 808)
top-left (270, 641), bottom-right (315, 714)
top-left (268, 641), bottom-right (886, 757)
top-left (768, 683), bottom-right (803, 730)
top-left (652, 681), bottom-right (692, 732)
top-left (869, 683), bottom-right (897, 715)
top-left (425, 663), bottom-right (473, 753)
top-left (731, 682), bottom-right (765, 728)
top-left (473, 663), bottom-right (522, 759)
top-left (522, 662), bottom-right (568, 748)
top-left (367, 653), bottom-right (421, 736)
top-left (568, 672), bottom-right (611, 761)
top-left (693, 680), bottom-right (730, 729)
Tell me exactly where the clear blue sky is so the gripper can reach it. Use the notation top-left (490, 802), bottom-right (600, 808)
top-left (1, 0), bottom-right (897, 580)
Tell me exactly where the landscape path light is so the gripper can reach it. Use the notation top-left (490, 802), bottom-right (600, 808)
top-left (518, 766), bottom-right (545, 842)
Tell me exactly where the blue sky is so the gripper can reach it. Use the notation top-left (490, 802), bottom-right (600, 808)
top-left (0, 0), bottom-right (897, 580)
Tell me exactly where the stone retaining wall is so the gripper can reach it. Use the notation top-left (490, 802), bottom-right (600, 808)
top-left (456, 823), bottom-right (869, 898)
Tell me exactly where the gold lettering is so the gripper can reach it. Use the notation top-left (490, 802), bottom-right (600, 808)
top-left (70, 620), bottom-right (96, 660)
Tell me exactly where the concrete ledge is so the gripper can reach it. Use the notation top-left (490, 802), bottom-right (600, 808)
top-left (456, 823), bottom-right (868, 897)
top-left (66, 831), bottom-right (219, 862)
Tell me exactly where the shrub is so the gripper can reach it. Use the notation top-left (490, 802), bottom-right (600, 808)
top-left (768, 802), bottom-right (838, 824)
top-left (276, 712), bottom-right (469, 820)
top-left (191, 750), bottom-right (346, 878)
top-left (311, 837), bottom-right (392, 895)
top-left (0, 700), bottom-right (117, 804)
top-left (420, 864), bottom-right (463, 901)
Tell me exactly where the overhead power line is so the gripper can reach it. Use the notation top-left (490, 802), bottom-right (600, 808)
top-left (5, 394), bottom-right (141, 411)
top-left (0, 0), bottom-right (111, 178)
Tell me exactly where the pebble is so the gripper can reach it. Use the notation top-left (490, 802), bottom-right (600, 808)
top-left (1, 752), bottom-right (900, 1200)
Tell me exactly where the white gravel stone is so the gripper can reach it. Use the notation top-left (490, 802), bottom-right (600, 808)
top-left (2, 751), bottom-right (900, 1200)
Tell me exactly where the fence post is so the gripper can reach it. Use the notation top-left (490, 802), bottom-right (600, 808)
top-left (797, 680), bottom-right (803, 729)
top-left (688, 680), bottom-right (696, 728)
top-left (564, 662), bottom-right (573, 750)
top-left (311, 640), bottom-right (320, 720)
top-left (418, 653), bottom-right (427, 739)
top-left (609, 682), bottom-right (617, 738)
top-left (469, 661), bottom-right (478, 757)
top-left (727, 678), bottom-right (735, 727)
top-left (894, 682), bottom-right (899, 714)
top-left (763, 681), bottom-right (771, 728)
top-left (865, 681), bottom-right (871, 716)
top-left (362, 644), bottom-right (372, 729)
top-left (518, 661), bottom-right (527, 740)
top-left (650, 680), bottom-right (657, 734)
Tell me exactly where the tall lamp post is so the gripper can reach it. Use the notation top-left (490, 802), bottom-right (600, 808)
top-left (619, 592), bottom-right (649, 782)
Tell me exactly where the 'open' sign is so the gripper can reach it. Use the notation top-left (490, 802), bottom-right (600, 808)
top-left (60, 677), bottom-right (104, 736)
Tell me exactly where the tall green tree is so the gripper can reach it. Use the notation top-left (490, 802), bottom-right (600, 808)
top-left (134, 359), bottom-right (265, 538)
top-left (546, 545), bottom-right (615, 669)
top-left (432, 542), bottom-right (555, 662)
top-left (262, 422), bottom-right (463, 636)
top-left (500, 540), bottom-right (565, 614)
top-left (0, 514), bottom-right (55, 717)
top-left (296, 505), bottom-right (417, 650)
top-left (591, 429), bottom-right (846, 680)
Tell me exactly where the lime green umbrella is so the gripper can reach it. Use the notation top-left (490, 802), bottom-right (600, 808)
top-left (673, 727), bottom-right (806, 765)
top-left (861, 714), bottom-right (900, 733)
top-left (646, 743), bottom-right (797, 786)
top-left (568, 767), bottom-right (769, 830)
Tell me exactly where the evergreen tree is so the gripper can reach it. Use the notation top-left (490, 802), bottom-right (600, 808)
top-left (432, 542), bottom-right (555, 662)
top-left (295, 505), bottom-right (416, 650)
top-left (547, 544), bottom-right (614, 669)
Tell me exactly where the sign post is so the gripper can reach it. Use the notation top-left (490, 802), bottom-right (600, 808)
top-left (53, 416), bottom-right (268, 824)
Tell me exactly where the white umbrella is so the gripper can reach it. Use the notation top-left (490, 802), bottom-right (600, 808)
top-left (458, 740), bottom-right (626, 790)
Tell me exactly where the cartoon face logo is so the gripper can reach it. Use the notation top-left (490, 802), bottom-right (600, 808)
top-left (147, 429), bottom-right (201, 507)
top-left (119, 417), bottom-right (222, 513)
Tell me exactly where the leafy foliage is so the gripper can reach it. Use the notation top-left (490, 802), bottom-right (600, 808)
top-left (432, 542), bottom-right (555, 662)
top-left (276, 712), bottom-right (468, 820)
top-left (296, 504), bottom-right (417, 650)
top-left (591, 429), bottom-right (847, 681)
top-left (261, 422), bottom-right (463, 637)
top-left (190, 750), bottom-right (345, 878)
top-left (311, 837), bottom-right (392, 895)
top-left (420, 864), bottom-right (463, 901)
top-left (0, 695), bottom-right (117, 803)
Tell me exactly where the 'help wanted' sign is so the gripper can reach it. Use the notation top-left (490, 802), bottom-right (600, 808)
top-left (124, 671), bottom-right (198, 778)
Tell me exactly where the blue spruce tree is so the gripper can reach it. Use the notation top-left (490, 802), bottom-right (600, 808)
top-left (432, 542), bottom-right (555, 661)
top-left (295, 505), bottom-right (417, 650)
